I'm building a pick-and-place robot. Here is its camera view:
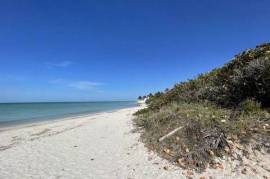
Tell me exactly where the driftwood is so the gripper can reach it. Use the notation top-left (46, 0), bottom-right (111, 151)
top-left (158, 126), bottom-right (183, 142)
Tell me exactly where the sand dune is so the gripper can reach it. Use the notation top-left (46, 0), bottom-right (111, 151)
top-left (0, 106), bottom-right (269, 179)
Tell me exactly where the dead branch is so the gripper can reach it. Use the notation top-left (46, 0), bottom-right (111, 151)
top-left (158, 126), bottom-right (183, 142)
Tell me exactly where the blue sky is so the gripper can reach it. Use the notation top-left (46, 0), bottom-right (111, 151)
top-left (0, 0), bottom-right (269, 102)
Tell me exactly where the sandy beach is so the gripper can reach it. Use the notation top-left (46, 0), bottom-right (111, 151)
top-left (0, 106), bottom-right (184, 179)
top-left (0, 106), bottom-right (269, 179)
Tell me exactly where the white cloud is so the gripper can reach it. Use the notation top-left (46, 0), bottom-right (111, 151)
top-left (46, 61), bottom-right (73, 68)
top-left (48, 78), bottom-right (66, 84)
top-left (68, 81), bottom-right (102, 90)
top-left (49, 79), bottom-right (102, 91)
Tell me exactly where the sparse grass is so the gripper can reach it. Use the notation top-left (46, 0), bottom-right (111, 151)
top-left (134, 102), bottom-right (270, 171)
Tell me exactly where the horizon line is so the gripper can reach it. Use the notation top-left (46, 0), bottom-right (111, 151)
top-left (0, 100), bottom-right (137, 104)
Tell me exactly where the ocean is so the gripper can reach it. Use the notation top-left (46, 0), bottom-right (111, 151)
top-left (0, 101), bottom-right (137, 127)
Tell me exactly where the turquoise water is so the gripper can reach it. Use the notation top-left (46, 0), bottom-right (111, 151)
top-left (0, 101), bottom-right (136, 127)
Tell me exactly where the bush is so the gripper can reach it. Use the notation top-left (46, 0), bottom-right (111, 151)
top-left (145, 43), bottom-right (270, 109)
top-left (239, 99), bottom-right (262, 114)
top-left (134, 43), bottom-right (270, 171)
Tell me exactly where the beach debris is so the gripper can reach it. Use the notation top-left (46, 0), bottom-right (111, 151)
top-left (158, 126), bottom-right (183, 142)
top-left (224, 146), bottom-right (230, 153)
top-left (163, 166), bottom-right (169, 170)
top-left (216, 163), bottom-right (224, 170)
top-left (261, 164), bottom-right (270, 173)
top-left (0, 145), bottom-right (13, 151)
top-left (199, 177), bottom-right (206, 179)
top-left (208, 150), bottom-right (214, 156)
top-left (31, 128), bottom-right (51, 136)
top-left (177, 158), bottom-right (183, 164)
top-left (241, 168), bottom-right (247, 175)
top-left (234, 143), bottom-right (244, 150)
top-left (182, 171), bottom-right (194, 179)
top-left (226, 139), bottom-right (234, 146)
top-left (263, 176), bottom-right (268, 179)
top-left (163, 148), bottom-right (171, 154)
top-left (73, 145), bottom-right (78, 148)
top-left (186, 170), bottom-right (194, 176)
top-left (227, 134), bottom-right (238, 141)
top-left (90, 158), bottom-right (94, 161)
top-left (177, 158), bottom-right (188, 168)
top-left (209, 162), bottom-right (224, 170)
top-left (251, 168), bottom-right (257, 174)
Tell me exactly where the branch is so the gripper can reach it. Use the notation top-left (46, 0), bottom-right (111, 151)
top-left (158, 126), bottom-right (183, 142)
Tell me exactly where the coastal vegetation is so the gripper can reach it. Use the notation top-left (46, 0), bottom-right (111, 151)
top-left (134, 43), bottom-right (270, 172)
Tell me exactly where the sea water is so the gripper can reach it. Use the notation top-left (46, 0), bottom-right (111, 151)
top-left (0, 101), bottom-right (136, 127)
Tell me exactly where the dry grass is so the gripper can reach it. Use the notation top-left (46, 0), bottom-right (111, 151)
top-left (134, 102), bottom-right (270, 172)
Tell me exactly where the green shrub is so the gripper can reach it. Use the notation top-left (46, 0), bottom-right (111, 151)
top-left (134, 43), bottom-right (270, 171)
top-left (145, 43), bottom-right (270, 109)
top-left (239, 99), bottom-right (262, 114)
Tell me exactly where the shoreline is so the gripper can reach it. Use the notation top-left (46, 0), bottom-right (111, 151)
top-left (1, 105), bottom-right (186, 179)
top-left (0, 105), bottom-right (138, 133)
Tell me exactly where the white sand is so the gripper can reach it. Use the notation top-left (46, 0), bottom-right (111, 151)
top-left (0, 106), bottom-right (184, 179)
top-left (0, 106), bottom-right (269, 179)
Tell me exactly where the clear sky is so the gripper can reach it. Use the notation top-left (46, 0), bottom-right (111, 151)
top-left (0, 0), bottom-right (269, 102)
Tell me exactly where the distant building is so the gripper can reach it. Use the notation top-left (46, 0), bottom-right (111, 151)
top-left (137, 97), bottom-right (148, 106)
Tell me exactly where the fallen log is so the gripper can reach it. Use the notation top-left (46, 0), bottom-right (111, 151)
top-left (158, 126), bottom-right (183, 142)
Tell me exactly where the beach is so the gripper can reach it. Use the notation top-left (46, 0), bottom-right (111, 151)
top-left (0, 106), bottom-right (269, 179)
top-left (0, 106), bottom-right (184, 179)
